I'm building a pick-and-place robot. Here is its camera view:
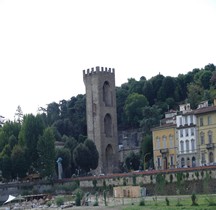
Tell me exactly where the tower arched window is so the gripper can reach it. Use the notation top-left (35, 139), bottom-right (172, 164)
top-left (104, 114), bottom-right (112, 137)
top-left (103, 81), bottom-right (112, 107)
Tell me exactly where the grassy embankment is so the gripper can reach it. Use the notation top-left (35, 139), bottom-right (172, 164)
top-left (122, 194), bottom-right (216, 210)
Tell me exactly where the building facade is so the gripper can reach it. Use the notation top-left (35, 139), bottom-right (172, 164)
top-left (152, 100), bottom-right (216, 170)
top-left (152, 111), bottom-right (178, 170)
top-left (176, 103), bottom-right (198, 168)
top-left (195, 100), bottom-right (216, 166)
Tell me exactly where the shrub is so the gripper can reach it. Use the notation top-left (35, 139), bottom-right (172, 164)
top-left (169, 174), bottom-right (173, 183)
top-left (123, 177), bottom-right (127, 186)
top-left (56, 197), bottom-right (64, 207)
top-left (191, 193), bottom-right (198, 206)
top-left (176, 198), bottom-right (183, 206)
top-left (92, 179), bottom-right (97, 188)
top-left (165, 197), bottom-right (169, 206)
top-left (139, 198), bottom-right (145, 206)
top-left (132, 175), bottom-right (136, 186)
top-left (206, 196), bottom-right (216, 206)
top-left (75, 190), bottom-right (83, 206)
top-left (94, 192), bottom-right (99, 206)
top-left (46, 201), bottom-right (52, 207)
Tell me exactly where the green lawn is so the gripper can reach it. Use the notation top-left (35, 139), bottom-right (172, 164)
top-left (122, 195), bottom-right (216, 210)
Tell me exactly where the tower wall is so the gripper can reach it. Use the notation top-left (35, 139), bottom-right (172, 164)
top-left (83, 66), bottom-right (119, 174)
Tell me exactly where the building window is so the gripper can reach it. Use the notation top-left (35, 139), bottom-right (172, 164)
top-left (185, 128), bottom-right (189, 136)
top-left (179, 117), bottom-right (182, 126)
top-left (180, 129), bottom-right (183, 137)
top-left (157, 157), bottom-right (161, 168)
top-left (200, 117), bottom-right (203, 126)
top-left (200, 132), bottom-right (205, 145)
top-left (191, 139), bottom-right (195, 151)
top-left (191, 128), bottom-right (194, 136)
top-left (170, 155), bottom-right (174, 166)
top-left (169, 135), bottom-right (173, 148)
top-left (180, 140), bottom-right (184, 153)
top-left (190, 115), bottom-right (193, 124)
top-left (208, 116), bottom-right (212, 125)
top-left (192, 156), bottom-right (196, 167)
top-left (163, 136), bottom-right (167, 148)
top-left (185, 116), bottom-right (188, 125)
top-left (186, 140), bottom-right (189, 153)
top-left (156, 137), bottom-right (160, 149)
top-left (209, 152), bottom-right (214, 163)
top-left (208, 131), bottom-right (212, 144)
top-left (187, 157), bottom-right (190, 167)
top-left (201, 152), bottom-right (205, 164)
top-left (181, 157), bottom-right (185, 167)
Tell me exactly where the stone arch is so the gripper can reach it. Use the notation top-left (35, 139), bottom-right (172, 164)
top-left (104, 114), bottom-right (112, 137)
top-left (209, 152), bottom-right (214, 163)
top-left (103, 81), bottom-right (112, 106)
top-left (105, 144), bottom-right (114, 173)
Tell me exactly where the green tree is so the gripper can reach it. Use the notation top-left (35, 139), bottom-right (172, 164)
top-left (127, 78), bottom-right (145, 94)
top-left (158, 76), bottom-right (176, 101)
top-left (47, 102), bottom-right (60, 125)
top-left (37, 127), bottom-right (56, 178)
top-left (14, 105), bottom-right (24, 123)
top-left (140, 134), bottom-right (153, 169)
top-left (19, 114), bottom-right (45, 171)
top-left (59, 99), bottom-right (68, 119)
top-left (0, 154), bottom-right (12, 180)
top-left (143, 81), bottom-right (154, 105)
top-left (73, 143), bottom-right (91, 173)
top-left (0, 121), bottom-right (21, 152)
top-left (68, 94), bottom-right (87, 139)
top-left (210, 70), bottom-right (216, 87)
top-left (116, 86), bottom-right (129, 129)
top-left (199, 71), bottom-right (212, 89)
top-left (64, 136), bottom-right (79, 174)
top-left (84, 139), bottom-right (99, 170)
top-left (8, 135), bottom-right (18, 150)
top-left (125, 152), bottom-right (140, 171)
top-left (124, 93), bottom-right (149, 128)
top-left (187, 83), bottom-right (204, 109)
top-left (11, 145), bottom-right (28, 178)
top-left (150, 74), bottom-right (164, 101)
top-left (140, 105), bottom-right (162, 133)
top-left (55, 147), bottom-right (71, 178)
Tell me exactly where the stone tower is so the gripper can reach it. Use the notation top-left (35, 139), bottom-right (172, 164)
top-left (83, 66), bottom-right (119, 174)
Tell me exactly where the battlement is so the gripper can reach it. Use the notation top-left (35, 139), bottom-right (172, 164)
top-left (83, 66), bottom-right (115, 77)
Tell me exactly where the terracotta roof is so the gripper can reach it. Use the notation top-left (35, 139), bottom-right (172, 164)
top-left (151, 123), bottom-right (176, 131)
top-left (194, 106), bottom-right (216, 115)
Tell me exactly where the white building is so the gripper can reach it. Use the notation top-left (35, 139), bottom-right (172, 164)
top-left (176, 103), bottom-right (198, 168)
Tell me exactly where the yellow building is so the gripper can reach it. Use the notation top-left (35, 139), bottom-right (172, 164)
top-left (195, 100), bottom-right (216, 166)
top-left (152, 110), bottom-right (178, 170)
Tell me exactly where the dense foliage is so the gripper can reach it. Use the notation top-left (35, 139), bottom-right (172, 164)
top-left (0, 63), bottom-right (215, 179)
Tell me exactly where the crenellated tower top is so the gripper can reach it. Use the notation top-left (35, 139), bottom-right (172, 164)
top-left (83, 66), bottom-right (115, 78)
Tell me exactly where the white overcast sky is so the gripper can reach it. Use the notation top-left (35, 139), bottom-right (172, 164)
top-left (0, 0), bottom-right (216, 120)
